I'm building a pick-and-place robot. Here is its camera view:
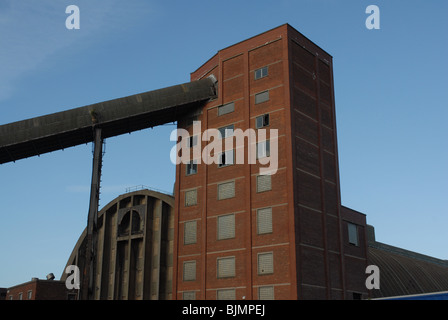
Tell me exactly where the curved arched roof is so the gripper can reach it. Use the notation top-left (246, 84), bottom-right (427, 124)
top-left (368, 244), bottom-right (448, 299)
top-left (61, 189), bottom-right (174, 282)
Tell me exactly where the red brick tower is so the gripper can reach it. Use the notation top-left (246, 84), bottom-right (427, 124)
top-left (172, 24), bottom-right (367, 300)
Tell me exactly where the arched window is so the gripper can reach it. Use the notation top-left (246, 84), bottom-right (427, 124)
top-left (118, 212), bottom-right (130, 236)
top-left (131, 211), bottom-right (142, 234)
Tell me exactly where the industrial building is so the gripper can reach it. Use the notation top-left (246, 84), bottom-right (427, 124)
top-left (173, 24), bottom-right (360, 300)
top-left (2, 24), bottom-right (447, 300)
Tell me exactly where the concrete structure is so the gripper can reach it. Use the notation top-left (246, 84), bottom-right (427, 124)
top-left (0, 77), bottom-right (216, 164)
top-left (61, 189), bottom-right (175, 300)
top-left (172, 24), bottom-right (367, 300)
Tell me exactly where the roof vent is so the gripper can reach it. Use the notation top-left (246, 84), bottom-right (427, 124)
top-left (46, 273), bottom-right (55, 281)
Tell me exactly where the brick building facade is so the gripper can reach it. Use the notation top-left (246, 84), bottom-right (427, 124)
top-left (5, 278), bottom-right (77, 300)
top-left (172, 24), bottom-right (368, 300)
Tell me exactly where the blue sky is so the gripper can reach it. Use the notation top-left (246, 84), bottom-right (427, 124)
top-left (0, 1), bottom-right (447, 288)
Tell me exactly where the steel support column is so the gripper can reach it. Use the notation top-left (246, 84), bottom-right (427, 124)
top-left (82, 127), bottom-right (103, 300)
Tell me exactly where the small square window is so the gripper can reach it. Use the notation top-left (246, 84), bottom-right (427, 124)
top-left (257, 175), bottom-right (272, 193)
top-left (218, 181), bottom-right (235, 200)
top-left (218, 150), bottom-right (234, 168)
top-left (218, 124), bottom-right (234, 139)
top-left (186, 160), bottom-right (198, 175)
top-left (217, 256), bottom-right (235, 278)
top-left (258, 286), bottom-right (274, 300)
top-left (256, 114), bottom-right (270, 129)
top-left (255, 66), bottom-right (268, 80)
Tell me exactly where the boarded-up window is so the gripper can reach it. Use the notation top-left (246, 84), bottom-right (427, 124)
top-left (183, 291), bottom-right (196, 300)
top-left (217, 289), bottom-right (236, 300)
top-left (257, 207), bottom-right (273, 234)
top-left (258, 252), bottom-right (274, 275)
top-left (184, 221), bottom-right (197, 245)
top-left (183, 261), bottom-right (196, 281)
top-left (255, 90), bottom-right (270, 104)
top-left (258, 286), bottom-right (274, 300)
top-left (218, 181), bottom-right (235, 200)
top-left (218, 102), bottom-right (235, 116)
top-left (185, 189), bottom-right (197, 207)
top-left (217, 214), bottom-right (235, 240)
top-left (257, 175), bottom-right (271, 193)
top-left (217, 256), bottom-right (235, 278)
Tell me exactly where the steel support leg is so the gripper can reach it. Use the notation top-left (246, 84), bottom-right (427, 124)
top-left (82, 128), bottom-right (103, 300)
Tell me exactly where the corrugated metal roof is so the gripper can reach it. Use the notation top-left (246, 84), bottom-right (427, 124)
top-left (368, 245), bottom-right (448, 299)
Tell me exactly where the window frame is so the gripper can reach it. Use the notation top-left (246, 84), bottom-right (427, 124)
top-left (217, 181), bottom-right (236, 200)
top-left (217, 213), bottom-right (236, 240)
top-left (184, 220), bottom-right (197, 245)
top-left (218, 102), bottom-right (235, 116)
top-left (183, 260), bottom-right (197, 281)
top-left (348, 222), bottom-right (359, 246)
top-left (257, 207), bottom-right (273, 235)
top-left (218, 149), bottom-right (235, 168)
top-left (256, 114), bottom-right (270, 129)
top-left (257, 252), bottom-right (274, 275)
top-left (254, 66), bottom-right (269, 80)
top-left (217, 256), bottom-right (236, 279)
top-left (218, 124), bottom-right (234, 139)
top-left (186, 159), bottom-right (198, 176)
top-left (256, 140), bottom-right (271, 159)
top-left (255, 90), bottom-right (270, 104)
